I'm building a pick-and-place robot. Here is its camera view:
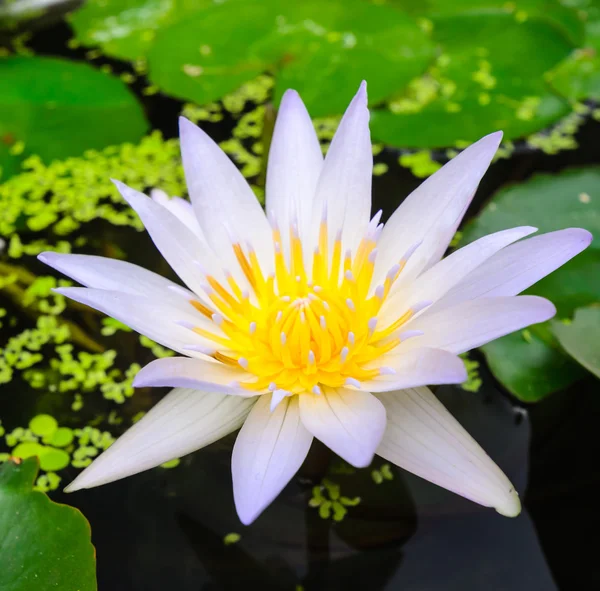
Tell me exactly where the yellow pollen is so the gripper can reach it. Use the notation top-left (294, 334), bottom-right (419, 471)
top-left (185, 223), bottom-right (419, 395)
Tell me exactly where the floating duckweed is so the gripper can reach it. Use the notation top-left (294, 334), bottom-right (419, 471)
top-left (371, 463), bottom-right (394, 484)
top-left (373, 162), bottom-right (388, 176)
top-left (181, 102), bottom-right (223, 123)
top-left (160, 458), bottom-right (180, 469)
top-left (101, 362), bottom-right (140, 404)
top-left (398, 150), bottom-right (442, 178)
top-left (0, 132), bottom-right (186, 241)
top-left (35, 471), bottom-right (62, 493)
top-left (527, 107), bottom-right (586, 154)
top-left (139, 336), bottom-right (174, 359)
top-left (71, 393), bottom-right (84, 412)
top-left (222, 75), bottom-right (275, 115)
top-left (132, 411), bottom-right (146, 424)
top-left (1, 315), bottom-right (70, 385)
top-left (223, 532), bottom-right (241, 545)
top-left (460, 353), bottom-right (483, 393)
top-left (515, 96), bottom-right (541, 121)
top-left (472, 60), bottom-right (497, 90)
top-left (101, 318), bottom-right (133, 336)
top-left (309, 478), bottom-right (361, 522)
top-left (388, 76), bottom-right (438, 115)
top-left (2, 414), bottom-right (115, 490)
top-left (29, 414), bottom-right (58, 437)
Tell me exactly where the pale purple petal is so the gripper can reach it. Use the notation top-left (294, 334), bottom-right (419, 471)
top-left (299, 387), bottom-right (386, 468)
top-left (179, 117), bottom-right (274, 275)
top-left (54, 287), bottom-right (215, 356)
top-left (266, 89), bottom-right (323, 251)
top-left (311, 82), bottom-right (372, 255)
top-left (398, 296), bottom-right (556, 355)
top-left (374, 131), bottom-right (502, 287)
top-left (381, 226), bottom-right (537, 320)
top-left (429, 228), bottom-right (593, 313)
top-left (362, 348), bottom-right (467, 392)
top-left (232, 395), bottom-right (312, 525)
top-left (38, 252), bottom-right (191, 301)
top-left (65, 388), bottom-right (255, 492)
top-left (376, 387), bottom-right (521, 516)
top-left (113, 180), bottom-right (223, 296)
top-left (132, 356), bottom-right (254, 396)
top-left (150, 188), bottom-right (203, 237)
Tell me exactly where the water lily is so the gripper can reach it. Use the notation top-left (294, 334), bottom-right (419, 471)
top-left (39, 82), bottom-right (591, 525)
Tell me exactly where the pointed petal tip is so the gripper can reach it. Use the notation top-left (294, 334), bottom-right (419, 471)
top-left (353, 80), bottom-right (368, 104)
top-left (495, 487), bottom-right (521, 518)
top-left (281, 88), bottom-right (300, 102)
top-left (486, 130), bottom-right (503, 145)
top-left (63, 475), bottom-right (87, 494)
top-left (37, 251), bottom-right (51, 264)
top-left (350, 451), bottom-right (376, 469)
top-left (572, 227), bottom-right (593, 248)
top-left (236, 506), bottom-right (259, 526)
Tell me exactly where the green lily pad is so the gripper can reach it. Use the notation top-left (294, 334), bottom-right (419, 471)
top-left (0, 457), bottom-right (97, 591)
top-left (462, 167), bottom-right (600, 400)
top-left (547, 50), bottom-right (600, 101)
top-left (480, 323), bottom-right (587, 403)
top-left (461, 167), bottom-right (600, 245)
top-left (553, 306), bottom-right (600, 378)
top-left (370, 11), bottom-right (574, 147)
top-left (69, 0), bottom-right (211, 61)
top-left (146, 0), bottom-right (434, 116)
top-left (0, 56), bottom-right (148, 181)
top-left (462, 168), bottom-right (600, 315)
top-left (395, 0), bottom-right (585, 45)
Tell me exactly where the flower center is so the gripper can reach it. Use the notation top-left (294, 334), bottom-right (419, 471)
top-left (187, 216), bottom-right (421, 398)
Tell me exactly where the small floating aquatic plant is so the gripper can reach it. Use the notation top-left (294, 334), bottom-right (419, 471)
top-left (40, 82), bottom-right (591, 524)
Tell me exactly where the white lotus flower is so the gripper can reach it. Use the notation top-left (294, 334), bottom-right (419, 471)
top-left (39, 82), bottom-right (591, 525)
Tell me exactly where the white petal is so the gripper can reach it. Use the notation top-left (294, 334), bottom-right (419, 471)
top-left (133, 356), bottom-right (254, 396)
top-left (232, 395), bottom-right (313, 525)
top-left (179, 117), bottom-right (274, 275)
top-left (311, 82), bottom-right (372, 255)
top-left (299, 387), bottom-right (386, 468)
top-left (398, 296), bottom-right (556, 355)
top-left (374, 131), bottom-right (502, 287)
top-left (113, 180), bottom-right (222, 295)
top-left (65, 388), bottom-right (255, 492)
top-left (38, 252), bottom-right (191, 301)
top-left (54, 287), bottom-right (215, 357)
top-left (150, 188), bottom-right (203, 237)
top-left (429, 228), bottom-right (593, 313)
top-left (381, 226), bottom-right (537, 319)
top-left (376, 387), bottom-right (521, 517)
top-left (362, 348), bottom-right (467, 392)
top-left (266, 89), bottom-right (323, 250)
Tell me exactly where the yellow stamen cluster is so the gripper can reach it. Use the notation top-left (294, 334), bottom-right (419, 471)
top-left (189, 217), bottom-right (419, 397)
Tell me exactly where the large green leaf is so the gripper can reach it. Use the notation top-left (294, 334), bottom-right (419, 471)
top-left (0, 458), bottom-right (97, 591)
top-left (480, 323), bottom-right (586, 402)
top-left (462, 167), bottom-right (599, 401)
top-left (0, 56), bottom-right (148, 181)
top-left (370, 11), bottom-right (574, 147)
top-left (395, 0), bottom-right (585, 45)
top-left (553, 306), bottom-right (600, 378)
top-left (547, 51), bottom-right (600, 101)
top-left (146, 0), bottom-right (434, 116)
top-left (69, 0), bottom-right (211, 61)
top-left (462, 168), bottom-right (600, 250)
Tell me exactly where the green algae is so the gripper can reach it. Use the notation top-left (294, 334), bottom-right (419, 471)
top-left (309, 478), bottom-right (361, 522)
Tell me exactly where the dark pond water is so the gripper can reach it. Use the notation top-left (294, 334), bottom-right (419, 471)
top-left (2, 7), bottom-right (600, 591)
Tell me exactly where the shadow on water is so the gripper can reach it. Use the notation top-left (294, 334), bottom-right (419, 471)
top-left (54, 378), bottom-right (567, 591)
